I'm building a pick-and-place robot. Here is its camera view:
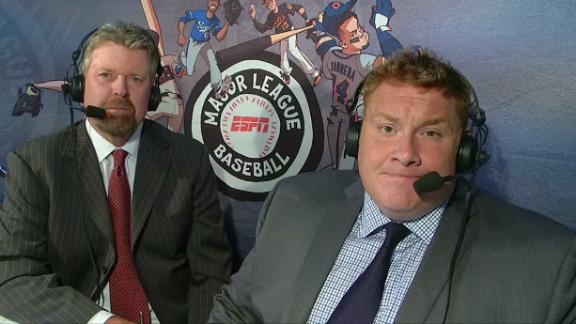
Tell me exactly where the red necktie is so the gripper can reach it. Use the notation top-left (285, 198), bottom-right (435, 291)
top-left (108, 149), bottom-right (151, 324)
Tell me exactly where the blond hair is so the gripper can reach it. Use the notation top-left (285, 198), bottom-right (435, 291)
top-left (80, 21), bottom-right (160, 81)
top-left (363, 49), bottom-right (472, 131)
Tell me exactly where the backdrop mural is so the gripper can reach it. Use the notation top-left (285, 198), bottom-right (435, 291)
top-left (1, 0), bottom-right (575, 259)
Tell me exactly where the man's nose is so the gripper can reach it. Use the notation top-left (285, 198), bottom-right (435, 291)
top-left (112, 77), bottom-right (128, 97)
top-left (391, 134), bottom-right (421, 167)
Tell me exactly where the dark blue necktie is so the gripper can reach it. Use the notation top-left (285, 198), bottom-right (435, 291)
top-left (327, 222), bottom-right (411, 324)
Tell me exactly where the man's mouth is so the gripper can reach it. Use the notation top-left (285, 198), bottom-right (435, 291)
top-left (104, 104), bottom-right (134, 116)
top-left (381, 172), bottom-right (420, 181)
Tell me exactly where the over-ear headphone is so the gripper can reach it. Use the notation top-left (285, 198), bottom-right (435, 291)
top-left (344, 82), bottom-right (364, 159)
top-left (344, 68), bottom-right (488, 174)
top-left (62, 27), bottom-right (163, 111)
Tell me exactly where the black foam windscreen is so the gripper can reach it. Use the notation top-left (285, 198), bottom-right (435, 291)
top-left (85, 105), bottom-right (107, 119)
top-left (413, 172), bottom-right (444, 195)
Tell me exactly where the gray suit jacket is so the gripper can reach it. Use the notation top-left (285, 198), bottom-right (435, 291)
top-left (209, 170), bottom-right (576, 323)
top-left (0, 120), bottom-right (232, 323)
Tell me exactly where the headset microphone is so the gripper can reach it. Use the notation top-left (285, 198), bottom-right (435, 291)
top-left (412, 172), bottom-right (456, 195)
top-left (67, 105), bottom-right (107, 120)
top-left (85, 105), bottom-right (107, 119)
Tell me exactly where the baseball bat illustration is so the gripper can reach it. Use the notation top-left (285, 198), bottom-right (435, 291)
top-left (215, 24), bottom-right (314, 67)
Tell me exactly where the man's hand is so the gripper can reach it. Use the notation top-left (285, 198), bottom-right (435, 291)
top-left (370, 0), bottom-right (396, 32)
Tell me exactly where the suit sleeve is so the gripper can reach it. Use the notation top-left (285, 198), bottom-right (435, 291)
top-left (546, 236), bottom-right (576, 323)
top-left (207, 180), bottom-right (281, 323)
top-left (0, 150), bottom-right (101, 323)
top-left (187, 147), bottom-right (234, 323)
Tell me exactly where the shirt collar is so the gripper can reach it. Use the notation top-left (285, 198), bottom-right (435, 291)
top-left (85, 119), bottom-right (143, 163)
top-left (358, 191), bottom-right (449, 244)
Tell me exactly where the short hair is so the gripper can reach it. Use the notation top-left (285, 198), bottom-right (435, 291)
top-left (80, 22), bottom-right (160, 81)
top-left (363, 49), bottom-right (472, 131)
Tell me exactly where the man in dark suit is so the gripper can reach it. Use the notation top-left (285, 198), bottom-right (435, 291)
top-left (208, 49), bottom-right (576, 323)
top-left (0, 22), bottom-right (232, 323)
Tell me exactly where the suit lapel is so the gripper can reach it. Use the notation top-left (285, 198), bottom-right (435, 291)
top-left (282, 178), bottom-right (365, 323)
top-left (131, 121), bottom-right (170, 249)
top-left (64, 122), bottom-right (114, 245)
top-left (394, 183), bottom-right (479, 323)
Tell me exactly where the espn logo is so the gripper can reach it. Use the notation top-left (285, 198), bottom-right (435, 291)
top-left (231, 116), bottom-right (270, 133)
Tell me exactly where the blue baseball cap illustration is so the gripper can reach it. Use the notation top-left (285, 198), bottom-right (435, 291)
top-left (323, 0), bottom-right (358, 36)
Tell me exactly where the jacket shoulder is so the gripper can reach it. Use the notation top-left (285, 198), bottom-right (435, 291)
top-left (145, 120), bottom-right (202, 145)
top-left (12, 125), bottom-right (73, 161)
top-left (473, 189), bottom-right (575, 244)
top-left (273, 169), bottom-right (360, 202)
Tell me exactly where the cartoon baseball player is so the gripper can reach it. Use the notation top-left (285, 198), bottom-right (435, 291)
top-left (308, 0), bottom-right (406, 169)
top-left (141, 0), bottom-right (185, 132)
top-left (11, 82), bottom-right (53, 117)
top-left (248, 0), bottom-right (320, 86)
top-left (176, 0), bottom-right (235, 100)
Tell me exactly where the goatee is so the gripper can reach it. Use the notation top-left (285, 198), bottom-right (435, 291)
top-left (92, 98), bottom-right (137, 139)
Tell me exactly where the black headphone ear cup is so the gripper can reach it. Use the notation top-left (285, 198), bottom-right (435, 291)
top-left (148, 85), bottom-right (162, 111)
top-left (347, 81), bottom-right (364, 114)
top-left (345, 98), bottom-right (354, 113)
top-left (345, 119), bottom-right (362, 158)
top-left (147, 61), bottom-right (164, 111)
top-left (344, 81), bottom-right (365, 158)
top-left (68, 74), bottom-right (85, 103)
top-left (456, 134), bottom-right (478, 173)
top-left (64, 30), bottom-right (96, 104)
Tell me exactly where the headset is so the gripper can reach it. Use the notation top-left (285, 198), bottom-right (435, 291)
top-left (62, 27), bottom-right (163, 111)
top-left (344, 67), bottom-right (489, 174)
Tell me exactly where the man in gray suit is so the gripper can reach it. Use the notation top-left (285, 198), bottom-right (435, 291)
top-left (0, 22), bottom-right (231, 323)
top-left (209, 49), bottom-right (576, 323)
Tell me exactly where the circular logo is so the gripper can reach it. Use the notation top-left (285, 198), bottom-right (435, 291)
top-left (220, 93), bottom-right (280, 158)
top-left (185, 51), bottom-right (323, 200)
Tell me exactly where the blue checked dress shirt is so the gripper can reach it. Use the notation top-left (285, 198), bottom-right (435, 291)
top-left (307, 192), bottom-right (447, 324)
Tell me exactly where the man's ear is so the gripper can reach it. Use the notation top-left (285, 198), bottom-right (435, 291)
top-left (339, 39), bottom-right (348, 49)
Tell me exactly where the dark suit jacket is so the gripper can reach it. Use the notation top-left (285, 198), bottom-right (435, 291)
top-left (0, 119), bottom-right (232, 323)
top-left (209, 170), bottom-right (576, 323)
